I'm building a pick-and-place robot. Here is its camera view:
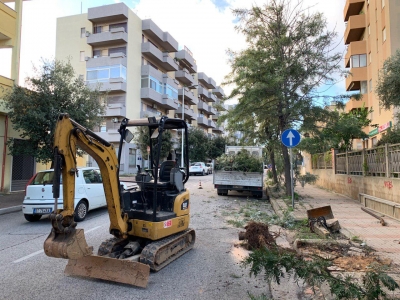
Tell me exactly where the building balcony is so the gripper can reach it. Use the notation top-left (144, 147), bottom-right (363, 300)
top-left (175, 49), bottom-right (197, 73)
top-left (105, 103), bottom-right (126, 117)
top-left (178, 87), bottom-right (198, 106)
top-left (87, 78), bottom-right (127, 92)
top-left (87, 28), bottom-right (128, 47)
top-left (198, 86), bottom-right (210, 100)
top-left (141, 64), bottom-right (163, 82)
top-left (344, 14), bottom-right (366, 45)
top-left (140, 88), bottom-right (178, 110)
top-left (95, 130), bottom-right (121, 143)
top-left (212, 112), bottom-right (220, 121)
top-left (344, 40), bottom-right (367, 68)
top-left (0, 75), bottom-right (13, 97)
top-left (345, 67), bottom-right (367, 91)
top-left (0, 1), bottom-right (16, 47)
top-left (175, 69), bottom-right (194, 86)
top-left (197, 101), bottom-right (209, 112)
top-left (197, 116), bottom-right (208, 127)
top-left (208, 105), bottom-right (217, 116)
top-left (142, 19), bottom-right (178, 52)
top-left (163, 74), bottom-right (179, 91)
top-left (212, 125), bottom-right (224, 133)
top-left (87, 2), bottom-right (129, 23)
top-left (175, 106), bottom-right (195, 120)
top-left (197, 72), bottom-right (216, 89)
top-left (86, 54), bottom-right (127, 68)
top-left (141, 42), bottom-right (178, 71)
top-left (208, 120), bottom-right (216, 129)
top-left (140, 109), bottom-right (162, 118)
top-left (212, 86), bottom-right (225, 98)
top-left (344, 0), bottom-right (365, 22)
top-left (345, 94), bottom-right (369, 111)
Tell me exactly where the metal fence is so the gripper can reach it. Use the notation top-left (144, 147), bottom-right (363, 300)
top-left (312, 143), bottom-right (400, 178)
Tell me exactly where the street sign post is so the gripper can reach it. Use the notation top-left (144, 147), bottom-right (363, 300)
top-left (281, 129), bottom-right (301, 208)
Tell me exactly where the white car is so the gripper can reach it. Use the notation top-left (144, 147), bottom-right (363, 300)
top-left (189, 162), bottom-right (209, 176)
top-left (22, 167), bottom-right (134, 222)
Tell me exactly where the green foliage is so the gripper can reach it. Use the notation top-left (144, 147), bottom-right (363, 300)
top-left (297, 172), bottom-right (319, 187)
top-left (243, 246), bottom-right (399, 299)
top-left (134, 125), bottom-right (173, 162)
top-left (376, 126), bottom-right (400, 146)
top-left (215, 149), bottom-right (263, 172)
top-left (222, 0), bottom-right (343, 195)
top-left (207, 135), bottom-right (227, 159)
top-left (3, 59), bottom-right (105, 163)
top-left (376, 49), bottom-right (400, 111)
top-left (299, 107), bottom-right (371, 152)
top-left (186, 127), bottom-right (209, 162)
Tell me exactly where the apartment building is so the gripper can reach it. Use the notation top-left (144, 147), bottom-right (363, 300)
top-left (344, 0), bottom-right (400, 149)
top-left (0, 0), bottom-right (35, 192)
top-left (56, 2), bottom-right (225, 173)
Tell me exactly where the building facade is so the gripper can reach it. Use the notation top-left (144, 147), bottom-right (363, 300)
top-left (344, 0), bottom-right (400, 149)
top-left (56, 2), bottom-right (225, 173)
top-left (0, 0), bottom-right (36, 192)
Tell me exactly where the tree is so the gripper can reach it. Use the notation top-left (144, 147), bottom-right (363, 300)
top-left (299, 106), bottom-right (372, 152)
top-left (3, 59), bottom-right (105, 164)
top-left (207, 135), bottom-right (227, 159)
top-left (376, 49), bottom-right (400, 112)
top-left (222, 0), bottom-right (343, 195)
top-left (134, 126), bottom-right (173, 162)
top-left (187, 127), bottom-right (209, 162)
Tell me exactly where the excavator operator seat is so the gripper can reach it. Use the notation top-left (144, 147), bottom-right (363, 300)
top-left (159, 160), bottom-right (176, 182)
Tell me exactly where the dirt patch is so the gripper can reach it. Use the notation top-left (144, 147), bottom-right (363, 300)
top-left (239, 221), bottom-right (279, 250)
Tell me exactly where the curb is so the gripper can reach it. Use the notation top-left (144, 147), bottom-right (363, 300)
top-left (0, 205), bottom-right (22, 215)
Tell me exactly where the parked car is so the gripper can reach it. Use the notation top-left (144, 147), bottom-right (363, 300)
top-left (189, 162), bottom-right (209, 176)
top-left (206, 163), bottom-right (214, 174)
top-left (22, 167), bottom-right (134, 222)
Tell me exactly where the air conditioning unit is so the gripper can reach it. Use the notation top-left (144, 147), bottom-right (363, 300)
top-left (85, 31), bottom-right (91, 37)
top-left (84, 57), bottom-right (90, 61)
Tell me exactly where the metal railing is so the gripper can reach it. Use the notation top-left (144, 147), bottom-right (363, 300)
top-left (312, 143), bottom-right (400, 178)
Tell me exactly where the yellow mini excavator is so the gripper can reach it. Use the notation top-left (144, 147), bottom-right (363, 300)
top-left (43, 114), bottom-right (195, 287)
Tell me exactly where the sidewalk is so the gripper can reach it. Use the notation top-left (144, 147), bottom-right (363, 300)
top-left (0, 191), bottom-right (24, 215)
top-left (270, 184), bottom-right (400, 271)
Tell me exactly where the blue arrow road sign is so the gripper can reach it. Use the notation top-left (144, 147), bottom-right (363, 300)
top-left (281, 129), bottom-right (301, 148)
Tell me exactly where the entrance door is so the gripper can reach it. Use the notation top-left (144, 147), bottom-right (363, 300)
top-left (11, 140), bottom-right (35, 191)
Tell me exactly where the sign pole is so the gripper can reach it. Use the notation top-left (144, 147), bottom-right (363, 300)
top-left (290, 147), bottom-right (294, 208)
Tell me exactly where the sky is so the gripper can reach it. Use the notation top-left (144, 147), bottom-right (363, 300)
top-left (0, 0), bottom-right (347, 104)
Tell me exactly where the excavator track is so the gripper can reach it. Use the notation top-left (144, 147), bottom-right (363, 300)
top-left (140, 228), bottom-right (195, 271)
top-left (97, 237), bottom-right (128, 256)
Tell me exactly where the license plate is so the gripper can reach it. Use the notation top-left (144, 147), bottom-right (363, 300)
top-left (233, 186), bottom-right (243, 189)
top-left (33, 208), bottom-right (52, 214)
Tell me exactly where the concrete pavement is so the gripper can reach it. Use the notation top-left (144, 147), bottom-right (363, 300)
top-left (0, 191), bottom-right (24, 215)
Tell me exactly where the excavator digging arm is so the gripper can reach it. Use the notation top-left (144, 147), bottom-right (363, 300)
top-left (44, 113), bottom-right (129, 260)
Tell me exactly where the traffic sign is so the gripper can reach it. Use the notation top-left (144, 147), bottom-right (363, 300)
top-left (281, 129), bottom-right (301, 148)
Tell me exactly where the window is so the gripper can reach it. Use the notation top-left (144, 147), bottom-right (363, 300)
top-left (382, 28), bottom-right (386, 42)
top-left (165, 84), bottom-right (178, 100)
top-left (360, 81), bottom-right (367, 94)
top-left (83, 169), bottom-right (102, 184)
top-left (129, 149), bottom-right (136, 166)
top-left (80, 51), bottom-right (85, 62)
top-left (81, 27), bottom-right (85, 38)
top-left (109, 22), bottom-right (127, 32)
top-left (369, 79), bottom-right (372, 92)
top-left (86, 65), bottom-right (127, 82)
top-left (109, 46), bottom-right (127, 56)
top-left (100, 123), bottom-right (106, 132)
top-left (93, 50), bottom-right (101, 58)
top-left (350, 54), bottom-right (367, 68)
top-left (94, 26), bottom-right (102, 34)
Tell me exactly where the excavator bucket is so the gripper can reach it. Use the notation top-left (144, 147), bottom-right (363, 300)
top-left (44, 228), bottom-right (93, 259)
top-left (307, 205), bottom-right (334, 220)
top-left (64, 256), bottom-right (150, 288)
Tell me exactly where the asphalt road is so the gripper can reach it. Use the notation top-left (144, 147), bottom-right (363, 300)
top-left (0, 174), bottom-right (303, 300)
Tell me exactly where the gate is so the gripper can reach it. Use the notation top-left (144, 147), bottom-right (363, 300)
top-left (11, 140), bottom-right (35, 191)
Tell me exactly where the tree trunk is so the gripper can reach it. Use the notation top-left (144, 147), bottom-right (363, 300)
top-left (269, 149), bottom-right (278, 184)
top-left (281, 143), bottom-right (291, 196)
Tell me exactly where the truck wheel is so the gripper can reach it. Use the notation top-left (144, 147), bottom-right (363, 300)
top-left (24, 214), bottom-right (42, 222)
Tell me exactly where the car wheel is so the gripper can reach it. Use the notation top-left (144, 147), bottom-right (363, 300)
top-left (74, 200), bottom-right (88, 222)
top-left (24, 214), bottom-right (42, 222)
top-left (202, 170), bottom-right (205, 176)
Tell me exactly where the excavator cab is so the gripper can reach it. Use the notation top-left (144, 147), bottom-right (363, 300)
top-left (43, 114), bottom-right (194, 287)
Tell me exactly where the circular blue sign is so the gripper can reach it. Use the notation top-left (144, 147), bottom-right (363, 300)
top-left (281, 129), bottom-right (301, 148)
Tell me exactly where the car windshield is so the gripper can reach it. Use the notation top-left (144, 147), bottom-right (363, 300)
top-left (31, 171), bottom-right (63, 185)
top-left (191, 163), bottom-right (201, 166)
